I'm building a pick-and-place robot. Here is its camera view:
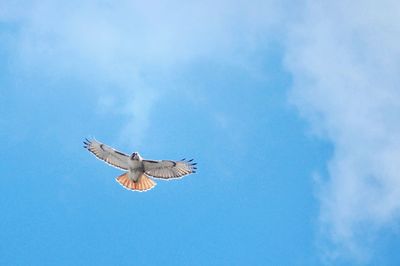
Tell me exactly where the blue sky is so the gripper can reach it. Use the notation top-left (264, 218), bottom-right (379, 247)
top-left (1, 1), bottom-right (400, 265)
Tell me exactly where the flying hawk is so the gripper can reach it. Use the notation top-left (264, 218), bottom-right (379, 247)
top-left (83, 139), bottom-right (197, 192)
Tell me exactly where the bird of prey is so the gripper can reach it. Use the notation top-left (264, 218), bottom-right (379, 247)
top-left (83, 139), bottom-right (197, 192)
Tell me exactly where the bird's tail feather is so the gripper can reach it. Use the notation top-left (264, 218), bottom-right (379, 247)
top-left (116, 173), bottom-right (156, 192)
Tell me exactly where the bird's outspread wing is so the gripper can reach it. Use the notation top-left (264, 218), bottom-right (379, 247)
top-left (143, 159), bottom-right (197, 179)
top-left (83, 139), bottom-right (130, 170)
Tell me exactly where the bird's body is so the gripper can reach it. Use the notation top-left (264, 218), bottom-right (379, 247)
top-left (126, 155), bottom-right (144, 181)
top-left (83, 139), bottom-right (197, 192)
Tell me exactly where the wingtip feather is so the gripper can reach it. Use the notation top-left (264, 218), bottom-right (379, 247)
top-left (83, 138), bottom-right (92, 147)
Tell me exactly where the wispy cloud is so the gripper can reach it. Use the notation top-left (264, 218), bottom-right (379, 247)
top-left (1, 0), bottom-right (281, 145)
top-left (285, 1), bottom-right (400, 262)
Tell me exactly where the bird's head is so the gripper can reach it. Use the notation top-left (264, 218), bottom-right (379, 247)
top-left (130, 152), bottom-right (141, 160)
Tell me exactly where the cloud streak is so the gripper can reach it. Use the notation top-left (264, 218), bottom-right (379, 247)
top-left (285, 0), bottom-right (400, 261)
top-left (1, 0), bottom-right (281, 146)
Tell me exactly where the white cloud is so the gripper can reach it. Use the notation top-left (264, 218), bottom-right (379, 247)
top-left (285, 1), bottom-right (400, 261)
top-left (1, 0), bottom-right (281, 145)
